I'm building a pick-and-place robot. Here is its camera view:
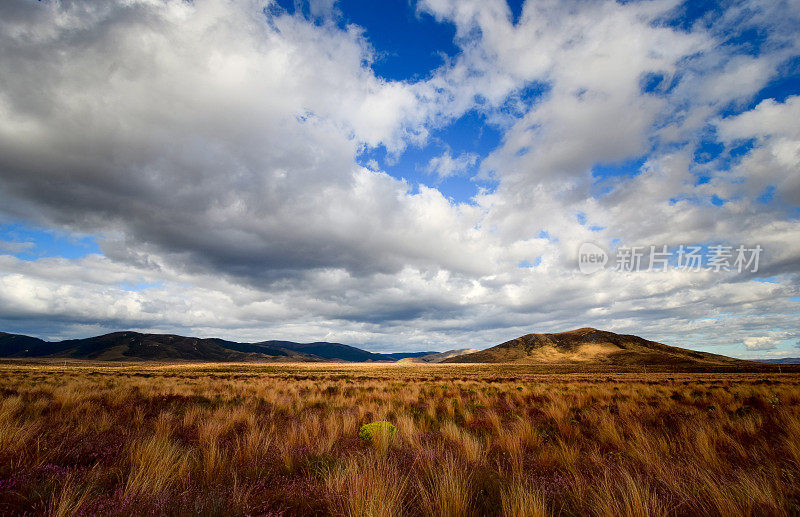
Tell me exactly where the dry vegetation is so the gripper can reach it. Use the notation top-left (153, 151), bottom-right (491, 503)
top-left (0, 362), bottom-right (799, 516)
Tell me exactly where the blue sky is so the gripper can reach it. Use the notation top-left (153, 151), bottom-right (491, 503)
top-left (0, 0), bottom-right (798, 356)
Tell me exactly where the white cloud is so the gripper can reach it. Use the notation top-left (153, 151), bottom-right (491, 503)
top-left (0, 0), bottom-right (478, 279)
top-left (744, 335), bottom-right (784, 351)
top-left (426, 150), bottom-right (478, 179)
top-left (715, 96), bottom-right (800, 205)
top-left (0, 239), bottom-right (33, 254)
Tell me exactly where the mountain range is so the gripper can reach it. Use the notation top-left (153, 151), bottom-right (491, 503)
top-left (753, 357), bottom-right (800, 364)
top-left (0, 331), bottom-right (437, 362)
top-left (443, 328), bottom-right (747, 367)
top-left (0, 327), bottom-right (772, 367)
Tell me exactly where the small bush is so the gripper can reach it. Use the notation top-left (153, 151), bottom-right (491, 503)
top-left (359, 421), bottom-right (397, 443)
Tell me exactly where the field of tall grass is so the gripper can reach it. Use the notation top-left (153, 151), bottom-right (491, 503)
top-left (0, 362), bottom-right (798, 516)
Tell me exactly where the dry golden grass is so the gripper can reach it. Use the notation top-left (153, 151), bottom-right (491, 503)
top-left (0, 362), bottom-right (798, 515)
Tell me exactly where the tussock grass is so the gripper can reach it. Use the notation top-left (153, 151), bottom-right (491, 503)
top-left (0, 363), bottom-right (798, 515)
top-left (500, 477), bottom-right (548, 517)
top-left (125, 435), bottom-right (190, 497)
top-left (325, 455), bottom-right (409, 517)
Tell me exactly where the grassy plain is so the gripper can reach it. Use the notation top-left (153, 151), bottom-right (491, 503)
top-left (0, 361), bottom-right (799, 516)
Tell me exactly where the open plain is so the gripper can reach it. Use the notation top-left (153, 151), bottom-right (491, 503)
top-left (1, 361), bottom-right (799, 516)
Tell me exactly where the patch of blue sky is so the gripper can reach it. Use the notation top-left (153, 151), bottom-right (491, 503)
top-left (757, 186), bottom-right (776, 204)
top-left (274, 0), bottom-right (460, 82)
top-left (658, 4), bottom-right (800, 125)
top-left (119, 282), bottom-right (164, 292)
top-left (754, 276), bottom-right (779, 283)
top-left (518, 256), bottom-right (541, 268)
top-left (717, 57), bottom-right (800, 120)
top-left (358, 109), bottom-right (502, 203)
top-left (790, 297), bottom-right (800, 303)
top-left (590, 155), bottom-right (647, 198)
top-left (592, 155), bottom-right (647, 180)
top-left (693, 313), bottom-right (734, 322)
top-left (688, 139), bottom-right (755, 181)
top-left (685, 131), bottom-right (755, 187)
top-left (658, 0), bottom-right (723, 32)
top-left (496, 81), bottom-right (550, 117)
top-left (0, 221), bottom-right (101, 260)
top-left (721, 26), bottom-right (768, 57)
top-left (436, 109), bottom-right (504, 158)
top-left (662, 0), bottom-right (773, 63)
top-left (750, 56), bottom-right (800, 105)
top-left (535, 230), bottom-right (557, 243)
top-left (640, 71), bottom-right (664, 94)
top-left (639, 71), bottom-right (680, 96)
top-left (435, 176), bottom-right (487, 204)
top-left (693, 136), bottom-right (725, 165)
top-left (506, 0), bottom-right (524, 26)
top-left (669, 189), bottom-right (732, 208)
top-left (728, 138), bottom-right (756, 158)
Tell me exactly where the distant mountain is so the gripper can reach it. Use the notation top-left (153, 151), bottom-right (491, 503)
top-left (753, 358), bottom-right (800, 364)
top-left (254, 340), bottom-right (395, 362)
top-left (383, 351), bottom-right (440, 360)
top-left (398, 348), bottom-right (480, 363)
top-left (0, 331), bottom-right (401, 362)
top-left (444, 328), bottom-right (746, 367)
top-left (0, 331), bottom-right (320, 361)
top-left (0, 331), bottom-right (447, 363)
top-left (0, 332), bottom-right (55, 356)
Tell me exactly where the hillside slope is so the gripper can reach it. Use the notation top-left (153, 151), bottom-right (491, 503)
top-left (0, 332), bottom-right (56, 356)
top-left (444, 328), bottom-right (745, 367)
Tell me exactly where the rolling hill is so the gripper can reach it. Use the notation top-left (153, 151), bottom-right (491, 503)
top-left (398, 348), bottom-right (480, 363)
top-left (253, 340), bottom-right (395, 362)
top-left (0, 331), bottom-right (322, 361)
top-left (0, 331), bottom-right (387, 362)
top-left (444, 328), bottom-right (746, 367)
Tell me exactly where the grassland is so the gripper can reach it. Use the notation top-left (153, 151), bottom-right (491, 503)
top-left (0, 362), bottom-right (799, 516)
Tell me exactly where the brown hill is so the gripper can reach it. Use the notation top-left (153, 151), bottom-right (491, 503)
top-left (443, 328), bottom-right (746, 367)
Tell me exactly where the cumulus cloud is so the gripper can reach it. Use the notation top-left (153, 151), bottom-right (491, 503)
top-left (0, 0), bottom-right (798, 353)
top-left (0, 0), bottom-right (477, 279)
top-left (744, 335), bottom-right (783, 351)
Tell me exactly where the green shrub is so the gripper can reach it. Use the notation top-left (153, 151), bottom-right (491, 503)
top-left (358, 421), bottom-right (397, 443)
